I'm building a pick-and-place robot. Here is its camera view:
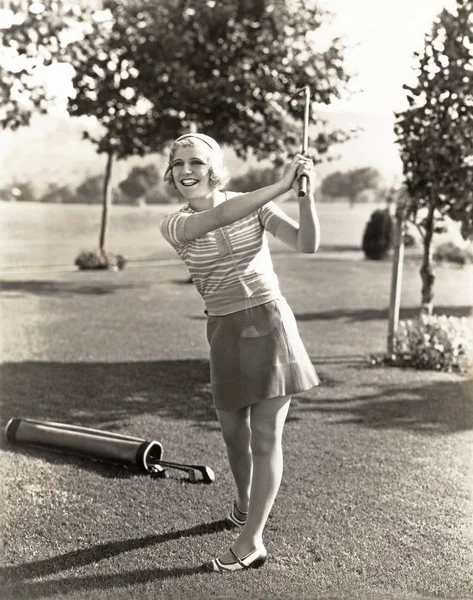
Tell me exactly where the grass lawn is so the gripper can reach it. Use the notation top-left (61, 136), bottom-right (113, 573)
top-left (0, 202), bottom-right (472, 599)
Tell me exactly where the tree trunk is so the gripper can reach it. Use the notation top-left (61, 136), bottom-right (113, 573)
top-left (387, 202), bottom-right (405, 355)
top-left (420, 202), bottom-right (435, 315)
top-left (99, 151), bottom-right (114, 251)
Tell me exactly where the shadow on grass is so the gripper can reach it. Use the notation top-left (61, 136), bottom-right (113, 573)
top-left (311, 354), bottom-right (369, 366)
top-left (299, 377), bottom-right (473, 434)
top-left (318, 244), bottom-right (361, 253)
top-left (1, 519), bottom-right (229, 598)
top-left (295, 305), bottom-right (472, 322)
top-left (0, 360), bottom-right (216, 437)
top-left (0, 279), bottom-right (150, 297)
top-left (172, 277), bottom-right (194, 285)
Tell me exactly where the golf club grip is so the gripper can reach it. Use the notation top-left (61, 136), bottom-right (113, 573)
top-left (298, 174), bottom-right (309, 197)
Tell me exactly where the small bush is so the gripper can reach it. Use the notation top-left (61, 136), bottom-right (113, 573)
top-left (433, 241), bottom-right (473, 265)
top-left (362, 209), bottom-right (393, 259)
top-left (75, 250), bottom-right (127, 271)
top-left (373, 315), bottom-right (473, 374)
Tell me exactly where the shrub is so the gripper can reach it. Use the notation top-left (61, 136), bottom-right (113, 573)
top-left (433, 241), bottom-right (473, 265)
top-left (75, 175), bottom-right (126, 205)
top-left (403, 224), bottom-right (418, 247)
top-left (362, 208), bottom-right (393, 259)
top-left (119, 164), bottom-right (161, 203)
top-left (1, 181), bottom-right (38, 202)
top-left (373, 315), bottom-right (473, 374)
top-left (75, 250), bottom-right (127, 271)
top-left (229, 167), bottom-right (279, 193)
top-left (40, 183), bottom-right (77, 204)
top-left (145, 182), bottom-right (181, 204)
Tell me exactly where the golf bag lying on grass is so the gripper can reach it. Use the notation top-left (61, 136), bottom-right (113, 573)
top-left (5, 418), bottom-right (215, 484)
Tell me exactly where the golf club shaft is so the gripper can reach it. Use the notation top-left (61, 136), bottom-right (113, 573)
top-left (156, 460), bottom-right (197, 479)
top-left (298, 85), bottom-right (311, 197)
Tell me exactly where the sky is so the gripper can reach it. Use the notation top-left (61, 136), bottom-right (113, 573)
top-left (319, 0), bottom-right (455, 115)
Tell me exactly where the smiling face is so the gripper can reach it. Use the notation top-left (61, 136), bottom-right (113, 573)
top-left (171, 142), bottom-right (216, 199)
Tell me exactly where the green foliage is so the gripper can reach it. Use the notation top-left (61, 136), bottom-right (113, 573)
top-left (75, 175), bottom-right (104, 204)
top-left (39, 183), bottom-right (77, 204)
top-left (376, 315), bottom-right (473, 374)
top-left (403, 228), bottom-right (418, 248)
top-left (75, 249), bottom-right (127, 270)
top-left (321, 167), bottom-right (382, 205)
top-left (74, 174), bottom-right (126, 204)
top-left (118, 164), bottom-right (160, 202)
top-left (143, 181), bottom-right (181, 204)
top-left (394, 0), bottom-right (473, 239)
top-left (433, 241), bottom-right (473, 265)
top-left (228, 166), bottom-right (279, 192)
top-left (1, 0), bottom-right (351, 161)
top-left (0, 181), bottom-right (37, 202)
top-left (362, 209), bottom-right (393, 260)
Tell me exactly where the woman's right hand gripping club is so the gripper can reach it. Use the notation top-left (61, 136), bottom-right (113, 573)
top-left (281, 154), bottom-right (315, 194)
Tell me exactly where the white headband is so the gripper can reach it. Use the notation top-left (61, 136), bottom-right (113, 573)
top-left (174, 134), bottom-right (223, 159)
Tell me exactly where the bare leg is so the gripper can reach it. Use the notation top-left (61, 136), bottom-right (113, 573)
top-left (219, 395), bottom-right (292, 561)
top-left (215, 405), bottom-right (252, 512)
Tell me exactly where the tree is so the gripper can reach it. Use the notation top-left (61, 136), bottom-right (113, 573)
top-left (0, 181), bottom-right (37, 202)
top-left (40, 183), bottom-right (77, 204)
top-left (321, 167), bottom-right (382, 206)
top-left (75, 175), bottom-right (106, 204)
top-left (2, 0), bottom-right (352, 249)
top-left (75, 174), bottom-right (125, 204)
top-left (229, 166), bottom-right (279, 193)
top-left (394, 0), bottom-right (473, 314)
top-left (119, 164), bottom-right (160, 204)
top-left (126, 0), bottom-right (352, 160)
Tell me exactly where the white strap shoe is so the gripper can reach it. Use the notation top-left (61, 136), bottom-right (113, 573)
top-left (203, 546), bottom-right (267, 573)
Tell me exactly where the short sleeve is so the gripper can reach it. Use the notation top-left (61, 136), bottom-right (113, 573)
top-left (159, 210), bottom-right (190, 248)
top-left (258, 201), bottom-right (292, 237)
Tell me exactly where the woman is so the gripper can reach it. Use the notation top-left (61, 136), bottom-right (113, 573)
top-left (159, 133), bottom-right (320, 572)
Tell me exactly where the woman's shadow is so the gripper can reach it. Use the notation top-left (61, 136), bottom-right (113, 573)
top-left (1, 519), bottom-right (230, 598)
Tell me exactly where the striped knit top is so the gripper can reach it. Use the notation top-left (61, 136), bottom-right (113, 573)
top-left (159, 199), bottom-right (288, 316)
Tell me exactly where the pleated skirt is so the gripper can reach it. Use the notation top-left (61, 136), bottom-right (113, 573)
top-left (206, 297), bottom-right (320, 411)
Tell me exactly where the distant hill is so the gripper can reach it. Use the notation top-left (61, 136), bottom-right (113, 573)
top-left (0, 109), bottom-right (403, 196)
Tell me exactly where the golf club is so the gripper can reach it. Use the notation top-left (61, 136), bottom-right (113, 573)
top-left (268, 85), bottom-right (312, 196)
top-left (157, 460), bottom-right (215, 484)
top-left (149, 464), bottom-right (168, 478)
top-left (293, 85), bottom-right (311, 197)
